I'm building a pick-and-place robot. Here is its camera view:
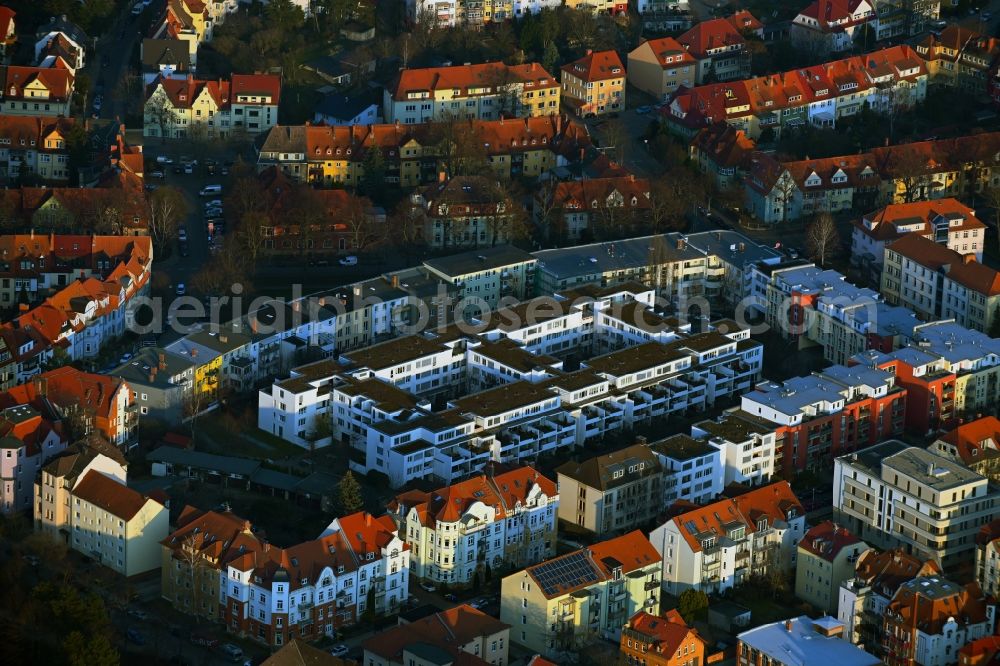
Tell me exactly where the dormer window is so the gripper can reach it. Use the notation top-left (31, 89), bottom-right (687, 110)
top-left (179, 94), bottom-right (186, 101)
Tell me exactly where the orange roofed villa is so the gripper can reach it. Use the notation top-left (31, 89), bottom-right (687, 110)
top-left (0, 234), bottom-right (153, 389)
top-left (161, 507), bottom-right (409, 647)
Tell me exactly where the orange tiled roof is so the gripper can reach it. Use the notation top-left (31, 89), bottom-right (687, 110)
top-left (938, 416), bottom-right (1000, 467)
top-left (796, 0), bottom-right (874, 30)
top-left (362, 605), bottom-right (508, 664)
top-left (150, 74), bottom-right (230, 109)
top-left (335, 511), bottom-right (398, 559)
top-left (959, 636), bottom-right (1000, 664)
top-left (976, 519), bottom-right (1000, 547)
top-left (0, 7), bottom-right (15, 41)
top-left (678, 18), bottom-right (746, 58)
top-left (393, 465), bottom-right (556, 529)
top-left (73, 469), bottom-right (156, 521)
top-left (798, 521), bottom-right (863, 562)
top-left (2, 64), bottom-right (73, 101)
top-left (524, 531), bottom-right (659, 599)
top-left (231, 73), bottom-right (281, 104)
top-left (625, 610), bottom-right (703, 658)
top-left (389, 62), bottom-right (556, 101)
top-left (887, 578), bottom-right (990, 636)
top-left (887, 233), bottom-right (1000, 296)
top-left (858, 198), bottom-right (985, 243)
top-left (853, 548), bottom-right (941, 597)
top-left (691, 122), bottom-right (755, 169)
top-left (672, 481), bottom-right (803, 553)
top-left (638, 37), bottom-right (697, 68)
top-left (728, 9), bottom-right (763, 32)
top-left (562, 49), bottom-right (624, 83)
top-left (551, 175), bottom-right (650, 211)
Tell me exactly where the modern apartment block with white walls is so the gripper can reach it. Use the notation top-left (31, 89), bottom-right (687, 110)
top-left (691, 409), bottom-right (777, 487)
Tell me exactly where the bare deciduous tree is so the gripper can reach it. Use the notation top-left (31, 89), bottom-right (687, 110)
top-left (149, 187), bottom-right (189, 254)
top-left (805, 212), bottom-right (841, 266)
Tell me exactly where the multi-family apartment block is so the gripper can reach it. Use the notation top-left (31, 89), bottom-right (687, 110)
top-left (650, 481), bottom-right (806, 595)
top-left (881, 234), bottom-right (1000, 334)
top-left (931, 416), bottom-right (1000, 483)
top-left (975, 520), bottom-right (1000, 602)
top-left (258, 114), bottom-right (591, 187)
top-left (0, 114), bottom-right (75, 182)
top-left (560, 50), bottom-right (625, 118)
top-left (689, 409), bottom-right (777, 487)
top-left (737, 616), bottom-right (881, 666)
top-left (689, 122), bottom-right (756, 190)
top-left (555, 443), bottom-right (662, 538)
top-left (390, 465), bottom-right (557, 587)
top-left (409, 175), bottom-right (513, 250)
top-left (883, 576), bottom-right (995, 666)
top-left (795, 521), bottom-right (870, 614)
top-left (676, 15), bottom-right (754, 84)
top-left (741, 363), bottom-right (906, 475)
top-left (423, 244), bottom-right (537, 313)
top-left (852, 198), bottom-right (986, 281)
top-left (383, 62), bottom-right (559, 124)
top-left (832, 440), bottom-right (1000, 574)
top-left (667, 45), bottom-right (927, 142)
top-left (648, 433), bottom-right (724, 507)
top-left (916, 24), bottom-right (1000, 93)
top-left (500, 531), bottom-right (661, 660)
top-left (362, 604), bottom-right (510, 666)
top-left (143, 72), bottom-right (281, 139)
top-left (620, 609), bottom-right (707, 666)
top-left (790, 0), bottom-right (876, 54)
top-left (2, 62), bottom-right (75, 117)
top-left (216, 511), bottom-right (408, 647)
top-left (37, 439), bottom-right (166, 576)
top-left (406, 0), bottom-right (560, 27)
top-left (535, 175), bottom-right (651, 242)
top-left (851, 320), bottom-right (1000, 434)
top-left (837, 548), bottom-right (941, 654)
top-left (627, 37), bottom-right (697, 102)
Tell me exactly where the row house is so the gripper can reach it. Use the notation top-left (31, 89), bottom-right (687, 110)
top-left (794, 521), bottom-right (870, 614)
top-left (500, 531), bottom-right (661, 660)
top-left (741, 363), bottom-right (906, 475)
top-left (852, 198), bottom-right (986, 282)
top-left (832, 440), bottom-right (1000, 575)
top-left (0, 115), bottom-right (75, 183)
top-left (555, 443), bottom-right (663, 538)
top-left (564, 0), bottom-right (628, 14)
top-left (790, 0), bottom-right (877, 55)
top-left (759, 262), bottom-right (918, 364)
top-left (850, 325), bottom-right (1000, 435)
top-left (389, 464), bottom-right (557, 587)
top-left (406, 0), bottom-right (559, 27)
top-left (837, 548), bottom-right (941, 655)
top-left (383, 62), bottom-right (559, 125)
top-left (628, 37), bottom-right (697, 103)
top-left (143, 72), bottom-right (280, 139)
top-left (883, 576), bottom-right (995, 666)
top-left (620, 609), bottom-right (707, 666)
top-left (0, 236), bottom-right (152, 388)
top-left (258, 114), bottom-right (591, 187)
top-left (36, 438), bottom-right (166, 576)
top-left (916, 24), bottom-right (1000, 94)
top-left (535, 175), bottom-right (651, 242)
top-left (737, 616), bottom-right (881, 666)
top-left (931, 416), bottom-right (1000, 484)
top-left (221, 512), bottom-right (409, 647)
top-left (362, 604), bottom-right (510, 666)
top-left (689, 122), bottom-right (755, 191)
top-left (881, 233), bottom-right (1000, 334)
top-left (1, 61), bottom-right (75, 117)
top-left (666, 45), bottom-right (927, 141)
top-left (649, 481), bottom-right (806, 595)
top-left (560, 50), bottom-right (625, 118)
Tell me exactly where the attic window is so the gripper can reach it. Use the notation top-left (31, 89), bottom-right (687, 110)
top-left (337, 565), bottom-right (345, 573)
top-left (315, 148), bottom-right (321, 155)
top-left (326, 148), bottom-right (332, 155)
top-left (179, 94), bottom-right (186, 101)
top-left (366, 552), bottom-right (375, 561)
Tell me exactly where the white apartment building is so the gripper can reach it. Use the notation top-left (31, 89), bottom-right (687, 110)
top-left (976, 520), bottom-right (1000, 599)
top-left (648, 434), bottom-right (724, 506)
top-left (423, 243), bottom-right (537, 313)
top-left (391, 465), bottom-right (557, 586)
top-left (222, 512), bottom-right (409, 646)
top-left (832, 440), bottom-right (1000, 574)
top-left (67, 469), bottom-right (168, 576)
top-left (650, 481), bottom-right (806, 595)
top-left (691, 409), bottom-right (777, 487)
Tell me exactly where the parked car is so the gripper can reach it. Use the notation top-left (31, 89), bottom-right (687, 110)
top-left (92, 95), bottom-right (103, 113)
top-left (220, 644), bottom-right (244, 662)
top-left (176, 282), bottom-right (186, 296)
top-left (329, 645), bottom-right (349, 657)
top-left (131, 3), bottom-right (144, 16)
top-left (199, 184), bottom-right (222, 196)
top-left (156, 155), bottom-right (173, 164)
top-left (338, 255), bottom-right (358, 266)
top-left (444, 593), bottom-right (459, 602)
top-left (183, 163), bottom-right (194, 174)
top-left (204, 199), bottom-right (223, 208)
top-left (126, 628), bottom-right (146, 645)
top-left (178, 229), bottom-right (187, 241)
top-left (127, 607), bottom-right (150, 620)
top-left (221, 166), bottom-right (230, 176)
top-left (190, 633), bottom-right (218, 648)
top-left (148, 170), bottom-right (165, 179)
top-left (419, 582), bottom-right (436, 593)
top-left (635, 105), bottom-right (652, 114)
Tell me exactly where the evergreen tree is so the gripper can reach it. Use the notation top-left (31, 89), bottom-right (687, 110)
top-left (362, 586), bottom-right (376, 625)
top-left (677, 588), bottom-right (709, 624)
top-left (542, 41), bottom-right (560, 77)
top-left (337, 471), bottom-right (364, 514)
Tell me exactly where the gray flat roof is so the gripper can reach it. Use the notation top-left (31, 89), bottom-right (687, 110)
top-left (841, 440), bottom-right (910, 477)
top-left (147, 446), bottom-right (260, 477)
top-left (685, 230), bottom-right (782, 269)
top-left (738, 616), bottom-right (880, 666)
top-left (423, 244), bottom-right (536, 278)
top-left (883, 446), bottom-right (983, 491)
top-left (533, 233), bottom-right (703, 281)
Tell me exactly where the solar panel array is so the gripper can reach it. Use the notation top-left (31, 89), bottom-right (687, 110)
top-left (532, 551), bottom-right (601, 597)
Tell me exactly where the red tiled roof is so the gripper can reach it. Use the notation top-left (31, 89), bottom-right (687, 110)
top-left (73, 469), bottom-right (156, 520)
top-left (798, 521), bottom-right (863, 562)
top-left (888, 578), bottom-right (990, 636)
top-left (231, 73), bottom-right (281, 104)
top-left (550, 176), bottom-right (650, 211)
top-left (887, 234), bottom-right (1000, 296)
top-left (636, 37), bottom-right (697, 68)
top-left (977, 519), bottom-right (1000, 547)
top-left (390, 62), bottom-right (556, 101)
top-left (0, 7), bottom-right (15, 41)
top-left (2, 64), bottom-right (73, 101)
top-left (672, 481), bottom-right (804, 553)
top-left (959, 636), bottom-right (1000, 665)
top-left (937, 416), bottom-right (1000, 467)
top-left (727, 9), bottom-right (763, 32)
top-left (853, 548), bottom-right (941, 596)
top-left (678, 18), bottom-right (746, 58)
top-left (335, 511), bottom-right (398, 558)
top-left (625, 610), bottom-right (703, 659)
top-left (362, 605), bottom-right (508, 663)
top-left (796, 0), bottom-right (874, 30)
top-left (149, 74), bottom-right (230, 109)
top-left (562, 49), bottom-right (625, 83)
top-left (691, 122), bottom-right (755, 169)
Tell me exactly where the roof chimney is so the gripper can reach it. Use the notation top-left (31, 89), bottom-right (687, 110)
top-left (785, 619), bottom-right (793, 632)
top-left (963, 254), bottom-right (975, 264)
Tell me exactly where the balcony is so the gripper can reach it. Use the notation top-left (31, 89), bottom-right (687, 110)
top-left (644, 579), bottom-right (661, 591)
